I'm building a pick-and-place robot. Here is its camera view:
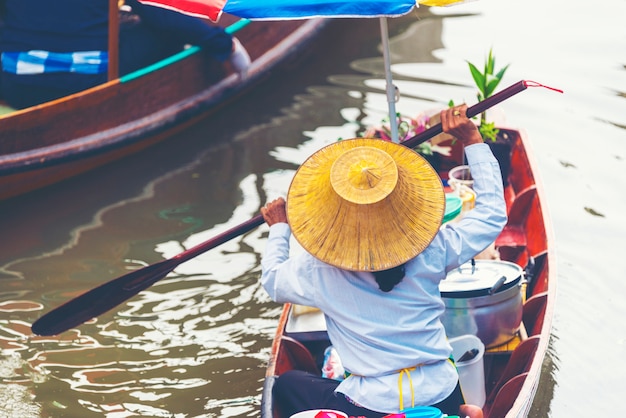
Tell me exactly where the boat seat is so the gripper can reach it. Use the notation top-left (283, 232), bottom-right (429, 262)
top-left (285, 304), bottom-right (328, 341)
top-left (507, 135), bottom-right (534, 194)
top-left (280, 335), bottom-right (320, 375)
top-left (522, 292), bottom-right (548, 336)
top-left (485, 336), bottom-right (539, 407)
top-left (495, 185), bottom-right (537, 249)
top-left (484, 372), bottom-right (528, 418)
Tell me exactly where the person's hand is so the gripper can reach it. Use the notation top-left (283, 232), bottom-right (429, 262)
top-left (440, 104), bottom-right (483, 146)
top-left (229, 37), bottom-right (251, 80)
top-left (261, 198), bottom-right (288, 226)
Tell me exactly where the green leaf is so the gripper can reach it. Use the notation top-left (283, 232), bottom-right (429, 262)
top-left (484, 75), bottom-right (501, 98)
top-left (463, 49), bottom-right (510, 140)
top-left (486, 49), bottom-right (495, 75)
top-left (485, 64), bottom-right (509, 98)
top-left (468, 62), bottom-right (486, 95)
top-left (479, 121), bottom-right (500, 142)
top-left (494, 64), bottom-right (509, 82)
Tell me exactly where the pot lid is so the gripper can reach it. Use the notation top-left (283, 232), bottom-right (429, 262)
top-left (440, 259), bottom-right (523, 297)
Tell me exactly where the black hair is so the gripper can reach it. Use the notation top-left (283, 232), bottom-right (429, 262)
top-left (372, 264), bottom-right (406, 292)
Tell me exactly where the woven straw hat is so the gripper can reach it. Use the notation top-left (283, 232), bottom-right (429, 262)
top-left (287, 138), bottom-right (445, 272)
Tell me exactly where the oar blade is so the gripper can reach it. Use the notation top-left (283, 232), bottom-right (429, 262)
top-left (31, 214), bottom-right (267, 336)
top-left (31, 259), bottom-right (176, 336)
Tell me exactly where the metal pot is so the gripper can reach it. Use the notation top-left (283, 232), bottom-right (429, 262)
top-left (439, 259), bottom-right (524, 348)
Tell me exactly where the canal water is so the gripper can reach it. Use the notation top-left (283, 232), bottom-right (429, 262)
top-left (1, 0), bottom-right (624, 416)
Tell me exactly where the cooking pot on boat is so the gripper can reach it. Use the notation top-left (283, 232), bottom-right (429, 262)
top-left (439, 259), bottom-right (524, 348)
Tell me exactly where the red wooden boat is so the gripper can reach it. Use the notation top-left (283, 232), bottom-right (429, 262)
top-left (0, 16), bottom-right (328, 201)
top-left (261, 127), bottom-right (556, 418)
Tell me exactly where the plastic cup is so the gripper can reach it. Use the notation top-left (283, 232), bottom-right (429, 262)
top-left (448, 165), bottom-right (474, 191)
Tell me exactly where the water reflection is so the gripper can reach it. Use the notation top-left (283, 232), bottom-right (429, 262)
top-left (1, 0), bottom-right (624, 415)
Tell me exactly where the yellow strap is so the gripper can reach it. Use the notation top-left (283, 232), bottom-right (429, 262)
top-left (398, 367), bottom-right (417, 410)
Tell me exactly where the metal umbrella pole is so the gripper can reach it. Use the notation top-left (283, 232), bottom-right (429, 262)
top-left (379, 17), bottom-right (400, 143)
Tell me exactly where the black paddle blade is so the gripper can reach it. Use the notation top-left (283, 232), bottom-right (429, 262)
top-left (31, 214), bottom-right (267, 337)
top-left (31, 259), bottom-right (177, 336)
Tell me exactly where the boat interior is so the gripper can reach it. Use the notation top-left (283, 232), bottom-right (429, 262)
top-left (267, 128), bottom-right (551, 418)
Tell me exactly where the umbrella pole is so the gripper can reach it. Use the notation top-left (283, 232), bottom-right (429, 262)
top-left (379, 17), bottom-right (399, 143)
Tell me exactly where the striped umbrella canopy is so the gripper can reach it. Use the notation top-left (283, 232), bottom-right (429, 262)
top-left (138, 0), bottom-right (471, 141)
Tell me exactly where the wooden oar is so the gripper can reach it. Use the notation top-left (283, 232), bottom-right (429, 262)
top-left (402, 80), bottom-right (531, 148)
top-left (31, 215), bottom-right (264, 336)
top-left (31, 80), bottom-right (539, 336)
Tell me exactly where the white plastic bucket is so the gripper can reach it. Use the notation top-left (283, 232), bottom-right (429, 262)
top-left (449, 334), bottom-right (486, 407)
top-left (290, 410), bottom-right (348, 418)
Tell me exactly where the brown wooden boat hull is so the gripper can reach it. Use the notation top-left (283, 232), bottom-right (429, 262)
top-left (0, 18), bottom-right (329, 201)
top-left (262, 128), bottom-right (556, 418)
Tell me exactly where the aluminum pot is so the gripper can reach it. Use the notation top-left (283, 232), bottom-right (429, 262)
top-left (439, 259), bottom-right (524, 348)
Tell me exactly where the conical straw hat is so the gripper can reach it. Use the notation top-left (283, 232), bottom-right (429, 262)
top-left (287, 138), bottom-right (445, 272)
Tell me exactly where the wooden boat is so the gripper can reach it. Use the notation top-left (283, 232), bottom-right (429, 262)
top-left (0, 15), bottom-right (329, 201)
top-left (261, 127), bottom-right (556, 418)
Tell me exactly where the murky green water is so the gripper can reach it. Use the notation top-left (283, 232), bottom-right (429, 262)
top-left (1, 0), bottom-right (625, 416)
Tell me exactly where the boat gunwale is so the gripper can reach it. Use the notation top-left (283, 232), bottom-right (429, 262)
top-left (0, 18), bottom-right (328, 177)
top-left (504, 127), bottom-right (556, 417)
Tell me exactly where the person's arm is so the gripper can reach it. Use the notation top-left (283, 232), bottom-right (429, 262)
top-left (440, 104), bottom-right (483, 147)
top-left (259, 197), bottom-right (291, 289)
top-left (435, 105), bottom-right (508, 270)
top-left (260, 197), bottom-right (288, 226)
top-left (259, 198), bottom-right (321, 308)
top-left (259, 198), bottom-right (302, 303)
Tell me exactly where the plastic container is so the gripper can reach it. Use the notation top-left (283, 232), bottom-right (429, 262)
top-left (449, 334), bottom-right (486, 407)
top-left (398, 406), bottom-right (443, 417)
top-left (447, 165), bottom-right (475, 218)
top-left (448, 165), bottom-right (473, 191)
top-left (442, 194), bottom-right (462, 224)
top-left (290, 410), bottom-right (348, 418)
top-left (457, 185), bottom-right (476, 215)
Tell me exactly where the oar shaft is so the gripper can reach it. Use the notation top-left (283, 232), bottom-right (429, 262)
top-left (174, 214), bottom-right (265, 265)
top-left (402, 80), bottom-right (529, 149)
top-left (32, 213), bottom-right (266, 335)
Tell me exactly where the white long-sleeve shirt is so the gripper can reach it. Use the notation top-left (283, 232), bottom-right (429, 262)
top-left (261, 143), bottom-right (507, 413)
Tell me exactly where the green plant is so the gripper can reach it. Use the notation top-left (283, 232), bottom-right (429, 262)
top-left (467, 48), bottom-right (510, 142)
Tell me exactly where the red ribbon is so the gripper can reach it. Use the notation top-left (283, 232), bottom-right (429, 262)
top-left (523, 80), bottom-right (564, 94)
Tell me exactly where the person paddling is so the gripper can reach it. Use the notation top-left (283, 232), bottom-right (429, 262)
top-left (259, 104), bottom-right (505, 417)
